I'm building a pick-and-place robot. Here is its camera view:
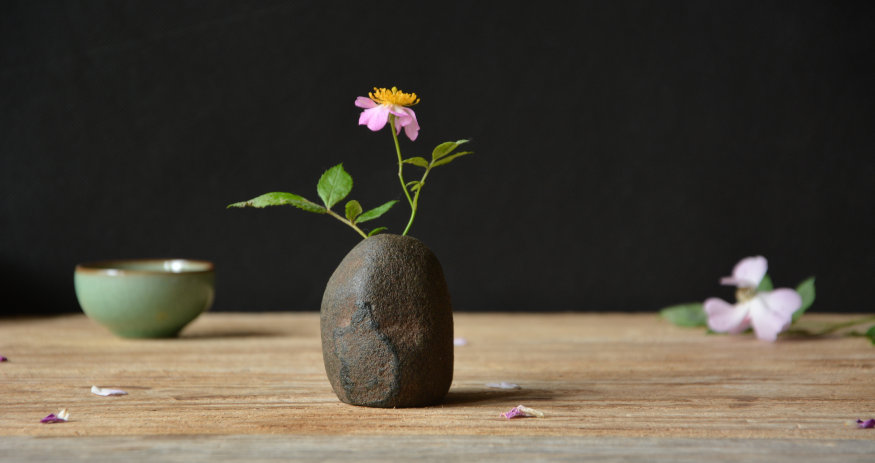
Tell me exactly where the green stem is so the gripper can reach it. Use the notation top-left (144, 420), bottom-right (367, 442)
top-left (402, 160), bottom-right (437, 235)
top-left (326, 209), bottom-right (369, 239)
top-left (402, 208), bottom-right (417, 235)
top-left (403, 167), bottom-right (429, 235)
top-left (815, 314), bottom-right (875, 336)
top-left (785, 314), bottom-right (875, 337)
top-left (390, 116), bottom-right (416, 235)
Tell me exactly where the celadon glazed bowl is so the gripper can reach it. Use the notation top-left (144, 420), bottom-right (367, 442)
top-left (74, 259), bottom-right (215, 338)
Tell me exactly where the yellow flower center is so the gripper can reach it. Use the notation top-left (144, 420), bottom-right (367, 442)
top-left (369, 87), bottom-right (420, 107)
top-left (735, 287), bottom-right (757, 303)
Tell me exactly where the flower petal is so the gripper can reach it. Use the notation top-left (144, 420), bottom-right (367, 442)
top-left (41, 409), bottom-right (69, 423)
top-left (748, 289), bottom-right (802, 341)
top-left (0, 356), bottom-right (7, 362)
top-left (857, 419), bottom-right (875, 429)
top-left (388, 104), bottom-right (408, 117)
top-left (358, 108), bottom-right (372, 126)
top-left (355, 96), bottom-right (377, 109)
top-left (486, 382), bottom-right (520, 389)
top-left (453, 337), bottom-right (468, 346)
top-left (501, 404), bottom-right (545, 419)
top-left (720, 256), bottom-right (768, 288)
top-left (360, 106), bottom-right (390, 131)
top-left (704, 297), bottom-right (751, 333)
top-left (501, 406), bottom-right (525, 419)
top-left (391, 106), bottom-right (411, 135)
top-left (91, 385), bottom-right (128, 396)
top-left (401, 108), bottom-right (419, 141)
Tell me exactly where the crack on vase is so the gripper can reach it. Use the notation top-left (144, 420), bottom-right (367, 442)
top-left (333, 300), bottom-right (400, 407)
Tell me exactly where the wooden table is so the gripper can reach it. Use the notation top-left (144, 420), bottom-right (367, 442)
top-left (1, 313), bottom-right (873, 461)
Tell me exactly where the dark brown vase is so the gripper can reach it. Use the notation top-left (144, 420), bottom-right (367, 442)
top-left (320, 234), bottom-right (454, 408)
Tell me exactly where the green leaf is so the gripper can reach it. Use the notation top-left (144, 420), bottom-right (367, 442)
top-left (432, 139), bottom-right (469, 161)
top-left (659, 303), bottom-right (708, 327)
top-left (410, 183), bottom-right (422, 192)
top-left (317, 164), bottom-right (353, 210)
top-left (866, 325), bottom-right (875, 345)
top-left (757, 274), bottom-right (774, 292)
top-left (345, 200), bottom-right (362, 223)
top-left (431, 151), bottom-right (472, 167)
top-left (227, 192), bottom-right (325, 213)
top-left (792, 277), bottom-right (816, 323)
top-left (357, 200), bottom-right (398, 223)
top-left (403, 157), bottom-right (429, 168)
top-left (367, 227), bottom-right (387, 237)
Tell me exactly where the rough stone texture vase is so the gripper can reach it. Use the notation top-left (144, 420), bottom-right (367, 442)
top-left (320, 234), bottom-right (454, 408)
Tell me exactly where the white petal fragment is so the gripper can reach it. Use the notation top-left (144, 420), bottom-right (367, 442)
top-left (453, 337), bottom-right (468, 346)
top-left (517, 405), bottom-right (545, 418)
top-left (91, 385), bottom-right (128, 396)
top-left (486, 382), bottom-right (520, 389)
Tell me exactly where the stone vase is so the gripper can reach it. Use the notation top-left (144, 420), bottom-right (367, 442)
top-left (320, 234), bottom-right (454, 408)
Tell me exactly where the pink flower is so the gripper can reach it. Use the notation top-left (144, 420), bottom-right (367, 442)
top-left (704, 256), bottom-right (802, 342)
top-left (355, 87), bottom-right (420, 141)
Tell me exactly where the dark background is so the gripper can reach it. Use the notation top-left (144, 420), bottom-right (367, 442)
top-left (2, 1), bottom-right (873, 316)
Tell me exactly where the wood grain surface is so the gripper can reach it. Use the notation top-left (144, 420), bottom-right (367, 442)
top-left (1, 313), bottom-right (873, 445)
top-left (3, 435), bottom-right (875, 463)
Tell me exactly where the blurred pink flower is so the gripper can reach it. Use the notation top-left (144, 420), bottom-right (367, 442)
top-left (704, 256), bottom-right (802, 342)
top-left (356, 87), bottom-right (420, 141)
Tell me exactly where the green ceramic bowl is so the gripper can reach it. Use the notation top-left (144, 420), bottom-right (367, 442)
top-left (74, 259), bottom-right (215, 338)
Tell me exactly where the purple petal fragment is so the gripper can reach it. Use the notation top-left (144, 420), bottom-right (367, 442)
top-left (501, 406), bottom-right (525, 419)
top-left (0, 356), bottom-right (7, 362)
top-left (486, 382), bottom-right (520, 389)
top-left (40, 414), bottom-right (64, 423)
top-left (40, 409), bottom-right (69, 423)
top-left (857, 419), bottom-right (875, 429)
top-left (91, 385), bottom-right (127, 396)
top-left (501, 404), bottom-right (545, 419)
top-left (453, 337), bottom-right (467, 346)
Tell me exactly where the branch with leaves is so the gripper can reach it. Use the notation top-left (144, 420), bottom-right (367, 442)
top-left (229, 87), bottom-right (474, 240)
top-left (396, 135), bottom-right (472, 235)
top-left (228, 164), bottom-right (397, 239)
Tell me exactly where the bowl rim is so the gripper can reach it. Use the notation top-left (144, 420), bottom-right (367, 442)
top-left (75, 259), bottom-right (215, 275)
